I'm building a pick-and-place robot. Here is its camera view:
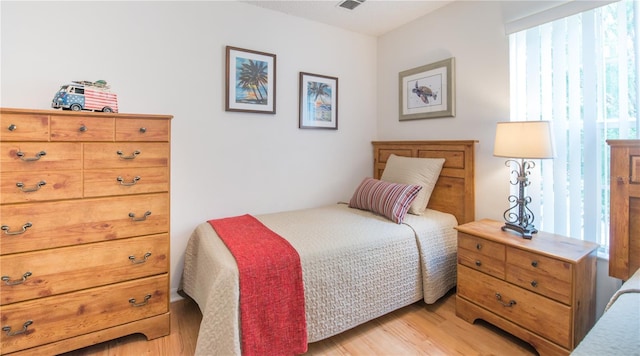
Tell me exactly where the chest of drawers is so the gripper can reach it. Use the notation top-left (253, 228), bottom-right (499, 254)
top-left (0, 108), bottom-right (172, 355)
top-left (455, 219), bottom-right (598, 356)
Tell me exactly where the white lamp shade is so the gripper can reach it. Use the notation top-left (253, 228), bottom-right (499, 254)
top-left (493, 121), bottom-right (555, 159)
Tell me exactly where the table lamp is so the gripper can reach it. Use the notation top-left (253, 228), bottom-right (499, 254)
top-left (493, 121), bottom-right (555, 238)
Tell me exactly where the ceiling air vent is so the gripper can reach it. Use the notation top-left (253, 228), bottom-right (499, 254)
top-left (337, 0), bottom-right (366, 11)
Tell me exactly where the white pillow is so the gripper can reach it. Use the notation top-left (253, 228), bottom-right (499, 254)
top-left (380, 154), bottom-right (445, 215)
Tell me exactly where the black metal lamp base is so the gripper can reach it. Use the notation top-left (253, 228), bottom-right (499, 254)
top-left (501, 222), bottom-right (538, 239)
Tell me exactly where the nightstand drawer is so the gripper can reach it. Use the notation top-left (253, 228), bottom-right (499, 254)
top-left (458, 233), bottom-right (505, 279)
top-left (458, 265), bottom-right (571, 349)
top-left (506, 247), bottom-right (572, 304)
top-left (457, 245), bottom-right (505, 279)
top-left (458, 233), bottom-right (505, 259)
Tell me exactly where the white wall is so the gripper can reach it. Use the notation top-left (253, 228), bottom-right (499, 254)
top-left (1, 1), bottom-right (378, 299)
top-left (377, 1), bottom-right (509, 222)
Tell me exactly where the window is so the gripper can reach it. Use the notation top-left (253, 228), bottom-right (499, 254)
top-left (509, 0), bottom-right (639, 250)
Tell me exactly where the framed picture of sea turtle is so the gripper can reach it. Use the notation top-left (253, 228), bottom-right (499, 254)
top-left (299, 72), bottom-right (338, 130)
top-left (225, 46), bottom-right (276, 114)
top-left (399, 57), bottom-right (455, 120)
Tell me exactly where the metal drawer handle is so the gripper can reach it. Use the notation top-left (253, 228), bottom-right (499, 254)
top-left (117, 150), bottom-right (140, 160)
top-left (530, 280), bottom-right (538, 288)
top-left (129, 294), bottom-right (151, 307)
top-left (476, 243), bottom-right (482, 250)
top-left (2, 272), bottom-right (32, 286)
top-left (1, 222), bottom-right (33, 235)
top-left (531, 260), bottom-right (538, 268)
top-left (16, 150), bottom-right (47, 161)
top-left (8, 124), bottom-right (17, 131)
top-left (79, 125), bottom-right (87, 132)
top-left (475, 260), bottom-right (482, 267)
top-left (117, 176), bottom-right (141, 186)
top-left (129, 252), bottom-right (152, 264)
top-left (16, 181), bottom-right (46, 192)
top-left (2, 320), bottom-right (33, 336)
top-left (129, 211), bottom-right (151, 221)
top-left (495, 293), bottom-right (517, 307)
top-left (139, 127), bottom-right (147, 133)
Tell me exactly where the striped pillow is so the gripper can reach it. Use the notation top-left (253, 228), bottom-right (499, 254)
top-left (349, 177), bottom-right (422, 224)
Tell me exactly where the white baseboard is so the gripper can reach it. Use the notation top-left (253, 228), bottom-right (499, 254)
top-left (170, 287), bottom-right (184, 303)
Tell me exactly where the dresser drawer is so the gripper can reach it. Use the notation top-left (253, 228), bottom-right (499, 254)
top-left (0, 113), bottom-right (49, 141)
top-left (0, 171), bottom-right (82, 204)
top-left (0, 234), bottom-right (168, 305)
top-left (84, 143), bottom-right (169, 169)
top-left (458, 265), bottom-right (571, 349)
top-left (0, 142), bottom-right (81, 172)
top-left (0, 274), bottom-right (168, 353)
top-left (116, 118), bottom-right (170, 142)
top-left (506, 247), bottom-right (572, 304)
top-left (458, 233), bottom-right (505, 278)
top-left (1, 193), bottom-right (169, 254)
top-left (84, 167), bottom-right (169, 197)
top-left (50, 115), bottom-right (114, 141)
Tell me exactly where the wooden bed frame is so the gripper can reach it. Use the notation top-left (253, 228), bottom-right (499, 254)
top-left (372, 140), bottom-right (476, 225)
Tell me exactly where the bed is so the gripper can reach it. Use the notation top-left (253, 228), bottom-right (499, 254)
top-left (571, 267), bottom-right (640, 355)
top-left (180, 140), bottom-right (476, 355)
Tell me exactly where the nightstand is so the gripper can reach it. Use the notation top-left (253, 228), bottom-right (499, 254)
top-left (455, 219), bottom-right (598, 356)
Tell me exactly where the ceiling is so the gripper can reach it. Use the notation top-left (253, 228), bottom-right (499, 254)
top-left (240, 0), bottom-right (455, 37)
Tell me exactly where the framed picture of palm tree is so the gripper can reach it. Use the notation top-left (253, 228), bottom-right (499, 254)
top-left (225, 46), bottom-right (276, 114)
top-left (299, 72), bottom-right (338, 129)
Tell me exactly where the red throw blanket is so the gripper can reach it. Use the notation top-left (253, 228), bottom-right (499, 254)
top-left (208, 214), bottom-right (307, 356)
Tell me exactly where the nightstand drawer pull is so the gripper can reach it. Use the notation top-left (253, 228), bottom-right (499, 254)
top-left (476, 243), bottom-right (482, 250)
top-left (2, 320), bottom-right (33, 337)
top-left (16, 150), bottom-right (47, 161)
top-left (7, 124), bottom-right (17, 131)
top-left (129, 294), bottom-right (152, 307)
top-left (531, 260), bottom-right (539, 267)
top-left (495, 293), bottom-right (517, 307)
top-left (79, 125), bottom-right (88, 132)
top-left (128, 211), bottom-right (151, 221)
top-left (16, 180), bottom-right (46, 192)
top-left (117, 150), bottom-right (141, 160)
top-left (1, 222), bottom-right (32, 235)
top-left (475, 260), bottom-right (482, 267)
top-left (129, 252), bottom-right (152, 264)
top-left (1, 272), bottom-right (32, 286)
top-left (530, 280), bottom-right (538, 287)
top-left (117, 176), bottom-right (141, 186)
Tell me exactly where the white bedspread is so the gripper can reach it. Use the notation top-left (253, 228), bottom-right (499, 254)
top-left (571, 268), bottom-right (640, 355)
top-left (181, 203), bottom-right (458, 355)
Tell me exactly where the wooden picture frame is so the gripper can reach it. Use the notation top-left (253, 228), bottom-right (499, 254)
top-left (225, 46), bottom-right (276, 114)
top-left (299, 72), bottom-right (338, 129)
top-left (399, 57), bottom-right (455, 120)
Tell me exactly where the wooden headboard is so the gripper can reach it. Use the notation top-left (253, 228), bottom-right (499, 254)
top-left (372, 140), bottom-right (476, 224)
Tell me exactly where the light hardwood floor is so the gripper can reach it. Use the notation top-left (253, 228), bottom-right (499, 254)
top-left (62, 289), bottom-right (538, 355)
